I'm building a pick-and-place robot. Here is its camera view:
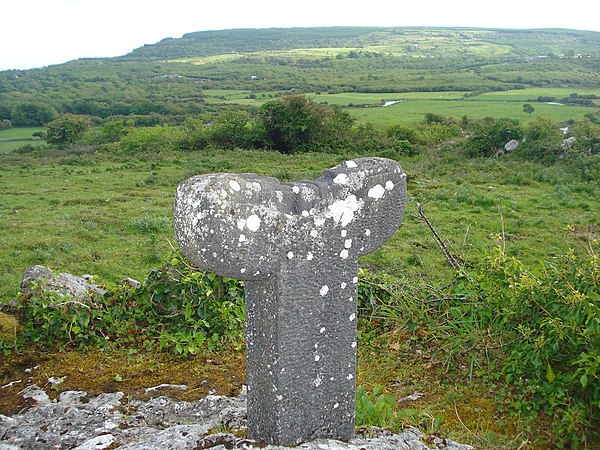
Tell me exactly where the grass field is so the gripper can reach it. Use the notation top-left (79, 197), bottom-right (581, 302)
top-left (1, 147), bottom-right (596, 305)
top-left (199, 88), bottom-right (600, 125)
top-left (0, 128), bottom-right (46, 153)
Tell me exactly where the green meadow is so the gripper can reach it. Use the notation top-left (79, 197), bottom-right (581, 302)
top-left (198, 88), bottom-right (600, 125)
top-left (1, 147), bottom-right (596, 305)
top-left (0, 128), bottom-right (46, 153)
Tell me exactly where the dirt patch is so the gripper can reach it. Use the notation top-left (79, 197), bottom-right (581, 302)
top-left (0, 348), bottom-right (246, 415)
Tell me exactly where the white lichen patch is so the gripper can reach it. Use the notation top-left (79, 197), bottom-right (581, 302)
top-left (320, 327), bottom-right (326, 334)
top-left (327, 194), bottom-right (361, 227)
top-left (368, 184), bottom-right (385, 200)
top-left (345, 160), bottom-right (358, 169)
top-left (365, 229), bottom-right (371, 236)
top-left (310, 229), bottom-right (318, 238)
top-left (333, 402), bottom-right (339, 409)
top-left (352, 276), bottom-right (358, 284)
top-left (320, 285), bottom-right (329, 296)
top-left (239, 234), bottom-right (247, 243)
top-left (237, 218), bottom-right (246, 230)
top-left (287, 251), bottom-right (294, 259)
top-left (313, 216), bottom-right (326, 227)
top-left (315, 354), bottom-right (320, 362)
top-left (228, 180), bottom-right (241, 192)
top-left (340, 249), bottom-right (349, 259)
top-left (341, 282), bottom-right (347, 289)
top-left (347, 374), bottom-right (354, 380)
top-left (351, 341), bottom-right (357, 348)
top-left (385, 180), bottom-right (394, 190)
top-left (292, 186), bottom-right (300, 194)
top-left (341, 230), bottom-right (347, 237)
top-left (333, 173), bottom-right (349, 185)
top-left (307, 252), bottom-right (314, 261)
top-left (314, 376), bottom-right (323, 387)
top-left (301, 210), bottom-right (310, 217)
top-left (344, 239), bottom-right (352, 249)
top-left (246, 214), bottom-right (261, 232)
top-left (349, 313), bottom-right (356, 321)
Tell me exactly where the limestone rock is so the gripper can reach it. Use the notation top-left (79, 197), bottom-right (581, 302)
top-left (19, 265), bottom-right (106, 305)
top-left (0, 388), bottom-right (473, 450)
top-left (504, 139), bottom-right (519, 152)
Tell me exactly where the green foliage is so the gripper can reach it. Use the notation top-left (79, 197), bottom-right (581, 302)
top-left (475, 248), bottom-right (599, 448)
top-left (45, 114), bottom-right (92, 147)
top-left (99, 119), bottom-right (133, 143)
top-left (259, 94), bottom-right (355, 153)
top-left (120, 125), bottom-right (186, 153)
top-left (569, 118), bottom-right (600, 156)
top-left (517, 116), bottom-right (564, 163)
top-left (355, 385), bottom-right (397, 429)
top-left (358, 244), bottom-right (600, 448)
top-left (207, 110), bottom-right (263, 150)
top-left (10, 103), bottom-right (56, 127)
top-left (4, 256), bottom-right (245, 354)
top-left (523, 103), bottom-right (535, 115)
top-left (464, 117), bottom-right (523, 157)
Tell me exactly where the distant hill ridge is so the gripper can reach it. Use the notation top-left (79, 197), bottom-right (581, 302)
top-left (123, 26), bottom-right (600, 60)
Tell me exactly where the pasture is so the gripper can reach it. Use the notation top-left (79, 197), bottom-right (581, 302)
top-left (1, 146), bottom-right (596, 305)
top-left (199, 88), bottom-right (600, 125)
top-left (0, 127), bottom-right (45, 153)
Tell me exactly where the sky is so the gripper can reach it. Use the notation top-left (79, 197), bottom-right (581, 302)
top-left (2, 0), bottom-right (599, 71)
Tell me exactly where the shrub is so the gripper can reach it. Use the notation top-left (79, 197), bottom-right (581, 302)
top-left (259, 94), bottom-right (355, 153)
top-left (516, 116), bottom-right (563, 163)
top-left (356, 244), bottom-right (599, 447)
top-left (120, 125), bottom-right (185, 153)
top-left (3, 256), bottom-right (245, 354)
top-left (569, 118), bottom-right (600, 156)
top-left (46, 114), bottom-right (92, 148)
top-left (464, 117), bottom-right (523, 157)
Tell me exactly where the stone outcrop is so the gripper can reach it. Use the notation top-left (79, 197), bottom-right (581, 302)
top-left (0, 387), bottom-right (473, 450)
top-left (19, 266), bottom-right (106, 305)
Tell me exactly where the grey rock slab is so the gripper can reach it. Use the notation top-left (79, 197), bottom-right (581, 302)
top-left (20, 265), bottom-right (106, 305)
top-left (175, 157), bottom-right (407, 445)
top-left (0, 390), bottom-right (472, 450)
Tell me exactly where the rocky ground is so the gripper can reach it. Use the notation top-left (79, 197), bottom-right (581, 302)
top-left (0, 385), bottom-right (473, 450)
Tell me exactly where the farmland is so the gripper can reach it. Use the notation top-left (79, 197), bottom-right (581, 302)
top-left (0, 127), bottom-right (45, 153)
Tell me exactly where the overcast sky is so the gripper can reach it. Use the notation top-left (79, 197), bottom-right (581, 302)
top-left (2, 0), bottom-right (599, 71)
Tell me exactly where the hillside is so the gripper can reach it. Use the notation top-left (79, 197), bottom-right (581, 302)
top-left (123, 26), bottom-right (600, 60)
top-left (1, 27), bottom-right (600, 126)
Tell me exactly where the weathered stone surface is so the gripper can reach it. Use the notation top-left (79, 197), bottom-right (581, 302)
top-left (563, 136), bottom-right (577, 148)
top-left (0, 388), bottom-right (473, 450)
top-left (174, 158), bottom-right (406, 445)
top-left (20, 265), bottom-right (106, 304)
top-left (504, 139), bottom-right (519, 152)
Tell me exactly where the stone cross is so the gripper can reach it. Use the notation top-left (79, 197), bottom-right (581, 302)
top-left (174, 157), bottom-right (406, 446)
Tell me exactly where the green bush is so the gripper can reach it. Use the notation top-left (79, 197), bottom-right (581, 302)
top-left (356, 245), bottom-right (599, 448)
top-left (3, 256), bottom-right (245, 354)
top-left (464, 117), bottom-right (523, 157)
top-left (120, 125), bottom-right (186, 153)
top-left (46, 114), bottom-right (92, 148)
top-left (516, 116), bottom-right (564, 163)
top-left (356, 385), bottom-right (397, 429)
top-left (259, 94), bottom-right (355, 153)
